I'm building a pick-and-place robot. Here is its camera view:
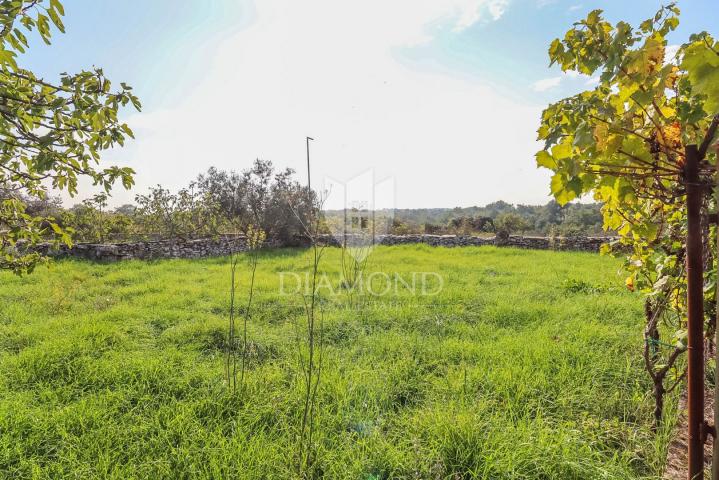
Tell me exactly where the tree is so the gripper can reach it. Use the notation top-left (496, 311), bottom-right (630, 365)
top-left (483, 200), bottom-right (514, 217)
top-left (193, 161), bottom-right (317, 244)
top-left (193, 166), bottom-right (250, 226)
top-left (445, 215), bottom-right (496, 234)
top-left (134, 185), bottom-right (222, 240)
top-left (536, 3), bottom-right (718, 436)
top-left (0, 0), bottom-right (140, 273)
top-left (114, 204), bottom-right (137, 216)
top-left (537, 200), bottom-right (566, 230)
top-left (62, 193), bottom-right (108, 243)
top-left (494, 212), bottom-right (530, 237)
top-left (60, 193), bottom-right (134, 243)
top-left (555, 203), bottom-right (603, 236)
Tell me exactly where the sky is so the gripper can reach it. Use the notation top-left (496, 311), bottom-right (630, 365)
top-left (20, 0), bottom-right (719, 208)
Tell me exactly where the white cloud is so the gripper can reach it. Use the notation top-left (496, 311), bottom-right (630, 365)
top-left (568, 4), bottom-right (583, 12)
top-left (487, 0), bottom-right (510, 20)
top-left (531, 76), bottom-right (562, 91)
top-left (531, 70), bottom-right (599, 92)
top-left (98, 0), bottom-right (553, 209)
top-left (453, 0), bottom-right (510, 30)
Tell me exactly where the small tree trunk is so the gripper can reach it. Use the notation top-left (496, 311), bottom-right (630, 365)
top-left (645, 298), bottom-right (663, 430)
top-left (654, 379), bottom-right (665, 432)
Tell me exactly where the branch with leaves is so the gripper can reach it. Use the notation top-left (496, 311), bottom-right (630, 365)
top-left (0, 0), bottom-right (140, 273)
top-left (537, 4), bottom-right (718, 426)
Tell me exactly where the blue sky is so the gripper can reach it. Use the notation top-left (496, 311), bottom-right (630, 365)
top-left (23, 1), bottom-right (250, 109)
top-left (20, 0), bottom-right (719, 208)
top-left (400, 0), bottom-right (719, 101)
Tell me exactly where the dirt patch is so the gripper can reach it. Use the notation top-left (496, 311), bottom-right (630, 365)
top-left (664, 386), bottom-right (714, 479)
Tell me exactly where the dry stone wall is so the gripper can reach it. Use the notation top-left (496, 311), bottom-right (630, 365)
top-left (35, 233), bottom-right (613, 262)
top-left (314, 234), bottom-right (610, 251)
top-left (35, 234), bottom-right (250, 262)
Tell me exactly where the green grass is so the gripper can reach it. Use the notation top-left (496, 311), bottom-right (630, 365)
top-left (0, 245), bottom-right (677, 479)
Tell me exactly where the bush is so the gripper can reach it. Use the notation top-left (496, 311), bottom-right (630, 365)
top-left (494, 212), bottom-right (530, 237)
top-left (61, 194), bottom-right (135, 243)
top-left (193, 161), bottom-right (315, 244)
top-left (133, 186), bottom-right (223, 240)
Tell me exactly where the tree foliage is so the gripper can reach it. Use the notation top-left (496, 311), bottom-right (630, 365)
top-left (0, 0), bottom-right (139, 272)
top-left (61, 193), bottom-right (134, 243)
top-left (494, 212), bottom-right (530, 237)
top-left (193, 160), bottom-right (316, 244)
top-left (133, 185), bottom-right (222, 240)
top-left (537, 4), bottom-right (719, 424)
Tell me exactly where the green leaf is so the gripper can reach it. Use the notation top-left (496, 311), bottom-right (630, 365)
top-left (50, 0), bottom-right (66, 16)
top-left (573, 123), bottom-right (594, 148)
top-left (682, 38), bottom-right (719, 113)
top-left (47, 6), bottom-right (65, 33)
top-left (550, 173), bottom-right (579, 205)
top-left (49, 222), bottom-right (63, 234)
top-left (551, 141), bottom-right (573, 160)
top-left (535, 150), bottom-right (556, 169)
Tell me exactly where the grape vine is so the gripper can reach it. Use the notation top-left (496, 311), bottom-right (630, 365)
top-left (537, 4), bottom-right (719, 427)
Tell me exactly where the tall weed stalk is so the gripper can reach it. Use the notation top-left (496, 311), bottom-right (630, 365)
top-left (290, 191), bottom-right (326, 477)
top-left (225, 251), bottom-right (240, 391)
top-left (225, 224), bottom-right (265, 393)
top-left (239, 225), bottom-right (265, 391)
top-left (340, 244), bottom-right (371, 307)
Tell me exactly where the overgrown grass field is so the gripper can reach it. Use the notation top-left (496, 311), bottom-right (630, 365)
top-left (0, 245), bottom-right (677, 479)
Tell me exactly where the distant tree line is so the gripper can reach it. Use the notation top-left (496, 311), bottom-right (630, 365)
top-left (2, 169), bottom-right (608, 246)
top-left (388, 200), bottom-right (607, 237)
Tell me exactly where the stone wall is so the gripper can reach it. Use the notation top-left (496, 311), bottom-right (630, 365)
top-left (35, 233), bottom-right (613, 262)
top-left (313, 234), bottom-right (611, 252)
top-left (35, 234), bottom-right (249, 262)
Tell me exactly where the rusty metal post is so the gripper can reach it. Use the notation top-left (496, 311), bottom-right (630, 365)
top-left (686, 144), bottom-right (705, 480)
top-left (713, 139), bottom-right (719, 480)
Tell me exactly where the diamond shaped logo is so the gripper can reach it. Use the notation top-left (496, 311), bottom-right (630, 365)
top-left (324, 169), bottom-right (395, 261)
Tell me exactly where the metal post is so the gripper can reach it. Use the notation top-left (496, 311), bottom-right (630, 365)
top-left (306, 137), bottom-right (314, 193)
top-left (714, 139), bottom-right (719, 480)
top-left (371, 178), bottom-right (375, 246)
top-left (686, 144), bottom-right (705, 480)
